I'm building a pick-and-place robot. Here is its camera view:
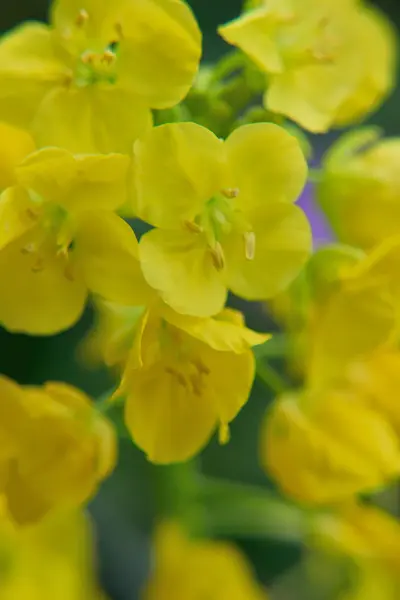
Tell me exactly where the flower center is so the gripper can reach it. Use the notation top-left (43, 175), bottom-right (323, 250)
top-left (185, 188), bottom-right (256, 270)
top-left (68, 9), bottom-right (121, 88)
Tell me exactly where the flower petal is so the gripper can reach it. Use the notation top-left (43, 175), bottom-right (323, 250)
top-left (117, 0), bottom-right (201, 108)
top-left (131, 122), bottom-right (226, 228)
top-left (140, 228), bottom-right (227, 317)
top-left (161, 305), bottom-right (270, 352)
top-left (219, 9), bottom-right (284, 74)
top-left (74, 211), bottom-right (153, 306)
top-left (225, 202), bottom-right (311, 300)
top-left (33, 86), bottom-right (152, 154)
top-left (225, 123), bottom-right (308, 213)
top-left (0, 229), bottom-right (87, 334)
top-left (0, 122), bottom-right (35, 190)
top-left (51, 0), bottom-right (130, 39)
top-left (124, 361), bottom-right (217, 464)
top-left (0, 23), bottom-right (66, 128)
top-left (0, 187), bottom-right (37, 250)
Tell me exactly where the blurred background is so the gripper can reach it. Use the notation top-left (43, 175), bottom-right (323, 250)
top-left (0, 1), bottom-right (400, 599)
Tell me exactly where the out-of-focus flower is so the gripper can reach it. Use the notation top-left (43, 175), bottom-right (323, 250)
top-left (317, 128), bottom-right (400, 250)
top-left (261, 391), bottom-right (400, 505)
top-left (0, 0), bottom-right (201, 153)
top-left (219, 0), bottom-right (396, 133)
top-left (89, 300), bottom-right (267, 463)
top-left (0, 376), bottom-right (116, 525)
top-left (0, 147), bottom-right (149, 334)
top-left (0, 507), bottom-right (106, 598)
top-left (144, 521), bottom-right (267, 600)
top-left (0, 122), bottom-right (35, 190)
top-left (130, 121), bottom-right (310, 317)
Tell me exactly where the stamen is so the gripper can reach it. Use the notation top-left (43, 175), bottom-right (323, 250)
top-left (25, 208), bottom-right (39, 221)
top-left (101, 49), bottom-right (116, 65)
top-left (115, 22), bottom-right (124, 40)
top-left (165, 367), bottom-right (187, 388)
top-left (192, 358), bottom-right (210, 376)
top-left (210, 242), bottom-right (225, 271)
top-left (190, 374), bottom-right (203, 397)
top-left (184, 220), bottom-right (203, 234)
top-left (218, 423), bottom-right (230, 445)
top-left (75, 9), bottom-right (89, 27)
top-left (21, 243), bottom-right (36, 255)
top-left (64, 264), bottom-right (75, 281)
top-left (244, 231), bottom-right (256, 261)
top-left (221, 187), bottom-right (239, 199)
top-left (81, 51), bottom-right (96, 65)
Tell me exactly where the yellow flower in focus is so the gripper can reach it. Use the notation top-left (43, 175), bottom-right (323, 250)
top-left (131, 122), bottom-right (310, 317)
top-left (94, 300), bottom-right (268, 463)
top-left (219, 0), bottom-right (396, 133)
top-left (261, 391), bottom-right (400, 505)
top-left (0, 122), bottom-right (35, 190)
top-left (0, 508), bottom-right (106, 599)
top-left (0, 147), bottom-right (150, 334)
top-left (0, 376), bottom-right (116, 525)
top-left (0, 0), bottom-right (201, 153)
top-left (144, 521), bottom-right (267, 600)
top-left (317, 128), bottom-right (400, 250)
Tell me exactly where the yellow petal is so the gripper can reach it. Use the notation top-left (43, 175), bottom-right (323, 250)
top-left (51, 0), bottom-right (131, 39)
top-left (139, 228), bottom-right (227, 317)
top-left (0, 187), bottom-right (37, 250)
top-left (0, 229), bottom-right (87, 334)
top-left (16, 147), bottom-right (77, 203)
top-left (225, 123), bottom-right (308, 211)
top-left (74, 211), bottom-right (153, 306)
top-left (161, 304), bottom-right (269, 352)
top-left (0, 122), bottom-right (35, 189)
top-left (132, 122), bottom-right (226, 228)
top-left (0, 23), bottom-right (66, 128)
top-left (219, 8), bottom-right (284, 74)
top-left (33, 86), bottom-right (152, 154)
top-left (124, 361), bottom-right (217, 464)
top-left (225, 202), bottom-right (311, 300)
top-left (262, 392), bottom-right (400, 505)
top-left (117, 0), bottom-right (201, 109)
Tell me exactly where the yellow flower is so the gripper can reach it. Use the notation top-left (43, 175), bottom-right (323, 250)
top-left (261, 391), bottom-right (400, 505)
top-left (0, 122), bottom-right (35, 190)
top-left (349, 350), bottom-right (400, 436)
top-left (0, 376), bottom-right (116, 525)
top-left (130, 122), bottom-right (310, 317)
top-left (144, 521), bottom-right (267, 600)
top-left (219, 0), bottom-right (396, 133)
top-left (0, 0), bottom-right (201, 153)
top-left (318, 128), bottom-right (400, 250)
top-left (95, 300), bottom-right (268, 463)
top-left (312, 502), bottom-right (400, 572)
top-left (0, 508), bottom-right (105, 599)
top-left (0, 147), bottom-right (150, 334)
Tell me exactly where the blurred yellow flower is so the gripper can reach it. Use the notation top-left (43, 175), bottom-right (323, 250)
top-left (93, 300), bottom-right (268, 463)
top-left (219, 0), bottom-right (396, 132)
top-left (0, 0), bottom-right (201, 153)
top-left (0, 122), bottom-right (35, 190)
top-left (0, 147), bottom-right (149, 334)
top-left (318, 128), bottom-right (400, 250)
top-left (261, 391), bottom-right (400, 505)
top-left (0, 376), bottom-right (116, 525)
top-left (144, 521), bottom-right (267, 600)
top-left (0, 507), bottom-right (106, 599)
top-left (131, 122), bottom-right (310, 317)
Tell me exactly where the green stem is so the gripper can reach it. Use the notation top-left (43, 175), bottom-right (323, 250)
top-left (256, 360), bottom-right (288, 396)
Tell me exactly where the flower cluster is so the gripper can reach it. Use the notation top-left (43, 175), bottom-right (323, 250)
top-left (0, 0), bottom-right (400, 598)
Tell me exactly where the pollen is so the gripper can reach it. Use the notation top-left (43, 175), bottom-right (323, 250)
top-left (75, 9), bottom-right (89, 28)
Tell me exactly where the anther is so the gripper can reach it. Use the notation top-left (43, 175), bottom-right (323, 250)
top-left (21, 243), bottom-right (36, 255)
top-left (218, 423), bottom-right (230, 445)
top-left (184, 220), bottom-right (203, 234)
top-left (244, 231), bottom-right (256, 261)
top-left (75, 9), bottom-right (89, 27)
top-left (101, 49), bottom-right (116, 64)
top-left (192, 359), bottom-right (210, 376)
top-left (221, 187), bottom-right (239, 199)
top-left (115, 22), bottom-right (124, 39)
top-left (210, 242), bottom-right (225, 271)
top-left (81, 51), bottom-right (96, 65)
top-left (25, 208), bottom-right (39, 221)
top-left (165, 367), bottom-right (187, 388)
